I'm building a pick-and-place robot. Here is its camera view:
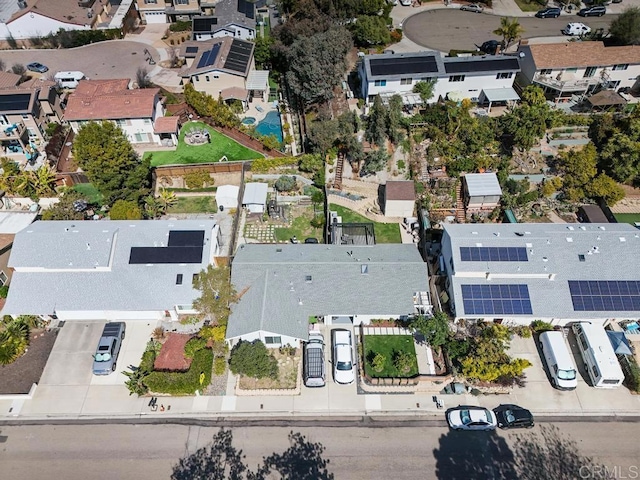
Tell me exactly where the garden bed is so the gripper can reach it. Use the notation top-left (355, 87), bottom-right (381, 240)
top-left (238, 350), bottom-right (300, 390)
top-left (145, 347), bottom-right (213, 395)
top-left (363, 335), bottom-right (418, 378)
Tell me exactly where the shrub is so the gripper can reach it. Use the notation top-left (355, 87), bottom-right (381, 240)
top-left (184, 170), bottom-right (212, 189)
top-left (393, 351), bottom-right (414, 374)
top-left (279, 344), bottom-right (296, 356)
top-left (274, 175), bottom-right (297, 192)
top-left (213, 356), bottom-right (227, 376)
top-left (110, 200), bottom-right (143, 220)
top-left (169, 20), bottom-right (191, 32)
top-left (371, 353), bottom-right (386, 373)
top-left (145, 348), bottom-right (213, 395)
top-left (512, 325), bottom-right (532, 338)
top-left (0, 286), bottom-right (8, 298)
top-left (410, 312), bottom-right (450, 348)
top-left (199, 324), bottom-right (226, 343)
top-left (623, 358), bottom-right (640, 393)
top-left (229, 340), bottom-right (278, 379)
top-left (152, 327), bottom-right (166, 342)
top-left (250, 157), bottom-right (298, 173)
top-left (184, 337), bottom-right (207, 359)
top-left (531, 320), bottom-right (554, 333)
top-left (444, 338), bottom-right (471, 361)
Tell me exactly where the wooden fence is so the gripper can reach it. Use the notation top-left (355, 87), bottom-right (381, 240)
top-left (155, 161), bottom-right (245, 178)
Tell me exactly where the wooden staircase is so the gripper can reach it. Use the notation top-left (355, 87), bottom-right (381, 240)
top-left (333, 151), bottom-right (344, 190)
top-left (455, 182), bottom-right (466, 222)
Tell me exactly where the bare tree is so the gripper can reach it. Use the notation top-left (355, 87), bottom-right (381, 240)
top-left (136, 67), bottom-right (153, 88)
top-left (11, 64), bottom-right (25, 75)
top-left (0, 59), bottom-right (5, 72)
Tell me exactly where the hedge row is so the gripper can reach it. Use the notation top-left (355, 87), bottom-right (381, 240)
top-left (145, 348), bottom-right (213, 395)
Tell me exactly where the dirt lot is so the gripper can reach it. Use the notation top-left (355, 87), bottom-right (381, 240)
top-left (238, 350), bottom-right (300, 390)
top-left (0, 329), bottom-right (58, 394)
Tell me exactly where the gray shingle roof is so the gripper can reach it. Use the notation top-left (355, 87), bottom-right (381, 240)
top-left (227, 244), bottom-right (429, 341)
top-left (2, 220), bottom-right (217, 316)
top-left (443, 223), bottom-right (640, 320)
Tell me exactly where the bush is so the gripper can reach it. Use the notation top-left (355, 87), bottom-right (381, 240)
top-left (199, 324), bottom-right (226, 343)
top-left (512, 325), bottom-right (532, 338)
top-left (184, 170), bottom-right (212, 189)
top-left (169, 21), bottom-right (191, 32)
top-left (279, 344), bottom-right (296, 356)
top-left (623, 358), bottom-right (640, 393)
top-left (531, 320), bottom-right (554, 333)
top-left (250, 157), bottom-right (298, 173)
top-left (214, 356), bottom-right (227, 376)
top-left (0, 285), bottom-right (8, 299)
top-left (184, 337), bottom-right (207, 359)
top-left (274, 175), bottom-right (297, 192)
top-left (145, 348), bottom-right (213, 395)
top-left (393, 351), bottom-right (414, 374)
top-left (371, 353), bottom-right (386, 373)
top-left (110, 200), bottom-right (143, 220)
top-left (229, 340), bottom-right (278, 379)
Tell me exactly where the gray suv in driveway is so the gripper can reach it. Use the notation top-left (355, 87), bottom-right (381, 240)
top-left (92, 322), bottom-right (126, 375)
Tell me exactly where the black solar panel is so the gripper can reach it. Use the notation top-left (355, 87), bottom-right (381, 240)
top-left (369, 56), bottom-right (439, 76)
top-left (237, 0), bottom-right (255, 19)
top-left (444, 57), bottom-right (520, 74)
top-left (185, 46), bottom-right (199, 54)
top-left (168, 230), bottom-right (205, 247)
top-left (196, 43), bottom-right (221, 69)
top-left (569, 280), bottom-right (640, 311)
top-left (224, 39), bottom-right (252, 73)
top-left (460, 247), bottom-right (528, 262)
top-left (129, 246), bottom-right (203, 264)
top-left (0, 93), bottom-right (32, 113)
top-left (461, 284), bottom-right (533, 315)
top-left (193, 17), bottom-right (217, 32)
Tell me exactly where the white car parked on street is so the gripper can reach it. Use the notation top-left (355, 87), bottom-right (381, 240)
top-left (562, 22), bottom-right (591, 36)
top-left (446, 406), bottom-right (497, 431)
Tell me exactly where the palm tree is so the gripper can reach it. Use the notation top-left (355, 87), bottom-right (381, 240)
top-left (157, 188), bottom-right (178, 214)
top-left (31, 165), bottom-right (57, 197)
top-left (493, 17), bottom-right (524, 51)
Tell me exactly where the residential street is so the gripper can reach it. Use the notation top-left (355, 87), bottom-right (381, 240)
top-left (1, 421), bottom-right (639, 479)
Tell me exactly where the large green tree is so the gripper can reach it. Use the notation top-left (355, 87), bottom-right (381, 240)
top-left (73, 121), bottom-right (151, 205)
top-left (557, 143), bottom-right (598, 201)
top-left (413, 79), bottom-right (436, 105)
top-left (350, 15), bottom-right (390, 47)
top-left (386, 94), bottom-right (405, 145)
top-left (500, 86), bottom-right (556, 152)
top-left (192, 265), bottom-right (237, 326)
top-left (365, 95), bottom-right (387, 147)
top-left (410, 312), bottom-right (450, 349)
top-left (609, 7), bottom-right (640, 45)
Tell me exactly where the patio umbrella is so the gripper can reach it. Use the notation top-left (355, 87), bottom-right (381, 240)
top-left (606, 331), bottom-right (633, 355)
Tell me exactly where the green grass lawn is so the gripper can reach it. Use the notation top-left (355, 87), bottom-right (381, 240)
top-left (614, 213), bottom-right (640, 225)
top-left (145, 122), bottom-right (262, 167)
top-left (272, 212), bottom-right (323, 243)
top-left (167, 196), bottom-right (217, 214)
top-left (513, 0), bottom-right (545, 12)
top-left (73, 183), bottom-right (104, 204)
top-left (329, 204), bottom-right (401, 243)
top-left (364, 335), bottom-right (418, 378)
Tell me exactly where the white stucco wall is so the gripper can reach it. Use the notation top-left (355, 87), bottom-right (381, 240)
top-left (4, 13), bottom-right (90, 40)
top-left (384, 199), bottom-right (414, 218)
top-left (226, 331), bottom-right (302, 348)
top-left (194, 24), bottom-right (255, 41)
top-left (56, 309), bottom-right (164, 321)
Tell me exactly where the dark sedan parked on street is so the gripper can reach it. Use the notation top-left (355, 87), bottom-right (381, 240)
top-left (493, 404), bottom-right (535, 429)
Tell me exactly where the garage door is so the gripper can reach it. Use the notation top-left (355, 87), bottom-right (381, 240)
top-left (144, 11), bottom-right (168, 24)
top-left (330, 316), bottom-right (353, 325)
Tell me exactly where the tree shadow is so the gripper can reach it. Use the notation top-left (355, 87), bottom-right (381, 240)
top-left (433, 429), bottom-right (517, 480)
top-left (171, 428), bottom-right (333, 480)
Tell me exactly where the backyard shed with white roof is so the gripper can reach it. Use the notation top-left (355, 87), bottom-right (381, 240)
top-left (463, 173), bottom-right (502, 211)
top-left (242, 182), bottom-right (268, 213)
top-left (2, 220), bottom-right (221, 321)
top-left (226, 244), bottom-right (431, 347)
top-left (216, 185), bottom-right (240, 210)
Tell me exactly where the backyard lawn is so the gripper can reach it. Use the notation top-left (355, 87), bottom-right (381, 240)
top-left (272, 206), bottom-right (323, 242)
top-left (329, 204), bottom-right (401, 243)
top-left (513, 0), bottom-right (543, 12)
top-left (73, 183), bottom-right (103, 204)
top-left (364, 335), bottom-right (418, 378)
top-left (614, 213), bottom-right (640, 225)
top-left (167, 195), bottom-right (217, 214)
top-left (145, 122), bottom-right (262, 167)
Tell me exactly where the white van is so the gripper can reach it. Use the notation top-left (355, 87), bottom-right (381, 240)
top-left (539, 331), bottom-right (578, 390)
top-left (572, 322), bottom-right (624, 388)
top-left (54, 71), bottom-right (85, 89)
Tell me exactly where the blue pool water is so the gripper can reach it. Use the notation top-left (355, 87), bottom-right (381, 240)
top-left (242, 117), bottom-right (256, 125)
top-left (255, 110), bottom-right (283, 143)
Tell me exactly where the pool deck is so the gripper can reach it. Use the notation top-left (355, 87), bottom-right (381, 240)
top-left (242, 99), bottom-right (278, 124)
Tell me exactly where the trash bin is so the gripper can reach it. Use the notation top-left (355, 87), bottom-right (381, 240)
top-left (219, 205), bottom-right (224, 212)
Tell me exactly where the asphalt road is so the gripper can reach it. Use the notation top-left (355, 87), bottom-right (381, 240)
top-left (1, 421), bottom-right (639, 480)
top-left (403, 10), bottom-right (618, 52)
top-left (0, 41), bottom-right (157, 82)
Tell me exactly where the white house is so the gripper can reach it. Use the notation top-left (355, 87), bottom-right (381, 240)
top-left (359, 51), bottom-right (521, 106)
top-left (191, 0), bottom-right (256, 42)
top-left (63, 79), bottom-right (176, 146)
top-left (440, 223), bottom-right (640, 326)
top-left (516, 40), bottom-right (640, 101)
top-left (383, 181), bottom-right (415, 218)
top-left (2, 220), bottom-right (221, 322)
top-left (242, 182), bottom-right (268, 213)
top-left (462, 173), bottom-right (502, 212)
top-left (226, 244), bottom-right (431, 347)
top-left (136, 0), bottom-right (202, 24)
top-left (216, 184), bottom-right (240, 210)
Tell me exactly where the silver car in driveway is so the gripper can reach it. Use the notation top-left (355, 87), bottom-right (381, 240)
top-left (446, 406), bottom-right (497, 431)
top-left (332, 329), bottom-right (355, 384)
top-left (92, 322), bottom-right (126, 375)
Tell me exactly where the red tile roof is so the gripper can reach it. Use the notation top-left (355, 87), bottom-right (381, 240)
top-left (64, 79), bottom-right (160, 121)
top-left (385, 181), bottom-right (415, 201)
top-left (153, 333), bottom-right (193, 372)
top-left (154, 116), bottom-right (180, 134)
top-left (0, 72), bottom-right (21, 89)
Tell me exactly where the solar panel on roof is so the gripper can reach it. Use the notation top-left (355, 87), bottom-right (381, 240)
top-left (444, 58), bottom-right (520, 74)
top-left (568, 280), bottom-right (640, 311)
top-left (461, 284), bottom-right (533, 315)
top-left (224, 40), bottom-right (252, 73)
top-left (460, 247), bottom-right (527, 262)
top-left (129, 246), bottom-right (203, 264)
top-left (193, 17), bottom-right (217, 32)
top-left (185, 46), bottom-right (199, 54)
top-left (237, 0), bottom-right (255, 19)
top-left (0, 93), bottom-right (32, 113)
top-left (369, 56), bottom-right (439, 76)
top-left (196, 43), bottom-right (221, 69)
top-left (168, 230), bottom-right (205, 247)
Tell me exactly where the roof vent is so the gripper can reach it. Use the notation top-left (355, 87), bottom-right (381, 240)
top-left (566, 237), bottom-right (573, 243)
top-left (599, 226), bottom-right (606, 230)
top-left (567, 226), bottom-right (574, 230)
top-left (515, 232), bottom-right (524, 237)
top-left (620, 237), bottom-right (626, 242)
top-left (361, 264), bottom-right (369, 274)
top-left (305, 275), bottom-right (312, 283)
top-left (579, 254), bottom-right (585, 262)
top-left (542, 257), bottom-right (548, 262)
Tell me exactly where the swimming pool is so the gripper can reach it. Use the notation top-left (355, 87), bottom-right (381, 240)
top-left (255, 110), bottom-right (283, 143)
top-left (241, 117), bottom-right (256, 126)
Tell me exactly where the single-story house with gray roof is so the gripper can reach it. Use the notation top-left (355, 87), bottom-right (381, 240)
top-left (226, 243), bottom-right (431, 347)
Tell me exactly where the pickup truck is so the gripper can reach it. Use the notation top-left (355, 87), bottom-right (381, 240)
top-left (92, 322), bottom-right (126, 375)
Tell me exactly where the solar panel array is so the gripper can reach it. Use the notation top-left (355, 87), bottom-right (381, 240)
top-left (460, 247), bottom-right (528, 262)
top-left (444, 57), bottom-right (520, 74)
top-left (193, 17), bottom-right (217, 32)
top-left (461, 284), bottom-right (533, 315)
top-left (129, 230), bottom-right (205, 265)
top-left (0, 93), bottom-right (32, 112)
top-left (224, 40), bottom-right (252, 73)
top-left (196, 43), bottom-right (221, 69)
top-left (568, 280), bottom-right (640, 311)
top-left (237, 0), bottom-right (255, 19)
top-left (185, 46), bottom-right (199, 54)
top-left (369, 56), bottom-right (439, 76)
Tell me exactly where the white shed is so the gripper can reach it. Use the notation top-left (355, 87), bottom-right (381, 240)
top-left (383, 181), bottom-right (415, 218)
top-left (242, 183), bottom-right (268, 213)
top-left (463, 173), bottom-right (502, 211)
top-left (216, 185), bottom-right (240, 210)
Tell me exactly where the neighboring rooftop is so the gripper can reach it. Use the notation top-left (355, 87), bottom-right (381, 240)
top-left (0, 71), bottom-right (21, 89)
top-left (182, 37), bottom-right (254, 77)
top-left (214, 0), bottom-right (256, 28)
top-left (0, 211), bottom-right (37, 234)
top-left (227, 244), bottom-right (429, 342)
top-left (154, 116), bottom-right (180, 134)
top-left (521, 41), bottom-right (640, 69)
top-left (385, 181), bottom-right (415, 201)
top-left (464, 173), bottom-right (502, 197)
top-left (7, 0), bottom-right (108, 26)
top-left (0, 90), bottom-right (36, 114)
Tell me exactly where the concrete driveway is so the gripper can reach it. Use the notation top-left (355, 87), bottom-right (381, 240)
top-left (0, 41), bottom-right (159, 82)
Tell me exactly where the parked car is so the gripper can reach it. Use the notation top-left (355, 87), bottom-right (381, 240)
top-left (539, 330), bottom-right (578, 390)
top-left (92, 322), bottom-right (126, 375)
top-left (477, 40), bottom-right (501, 55)
top-left (399, 0), bottom-right (412, 5)
top-left (332, 329), bottom-right (355, 384)
top-left (304, 238), bottom-right (319, 244)
top-left (446, 406), bottom-right (497, 431)
top-left (535, 7), bottom-right (561, 17)
top-left (304, 332), bottom-right (326, 387)
top-left (562, 22), bottom-right (591, 36)
top-left (460, 3), bottom-right (484, 12)
top-left (27, 62), bottom-right (49, 73)
top-left (493, 405), bottom-right (535, 429)
top-left (578, 5), bottom-right (606, 16)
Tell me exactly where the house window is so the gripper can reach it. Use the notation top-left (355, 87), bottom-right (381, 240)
top-left (496, 72), bottom-right (513, 79)
top-left (0, 271), bottom-right (7, 286)
top-left (448, 75), bottom-right (465, 82)
top-left (193, 273), bottom-right (199, 282)
top-left (144, 119), bottom-right (152, 125)
top-left (134, 133), bottom-right (144, 142)
top-left (613, 64), bottom-right (629, 71)
top-left (194, 75), bottom-right (199, 82)
top-left (21, 114), bottom-right (29, 120)
top-left (540, 69), bottom-right (552, 75)
top-left (265, 336), bottom-right (282, 345)
top-left (400, 78), bottom-right (412, 85)
top-left (421, 77), bottom-right (435, 82)
top-left (144, 0), bottom-right (157, 3)
top-left (584, 66), bottom-right (597, 78)
top-left (115, 119), bottom-right (127, 127)
top-left (0, 115), bottom-right (9, 125)
top-left (176, 274), bottom-right (183, 285)
top-left (605, 80), bottom-right (621, 89)
top-left (175, 0), bottom-right (189, 4)
top-left (374, 80), bottom-right (387, 87)
top-left (565, 68), bottom-right (578, 73)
